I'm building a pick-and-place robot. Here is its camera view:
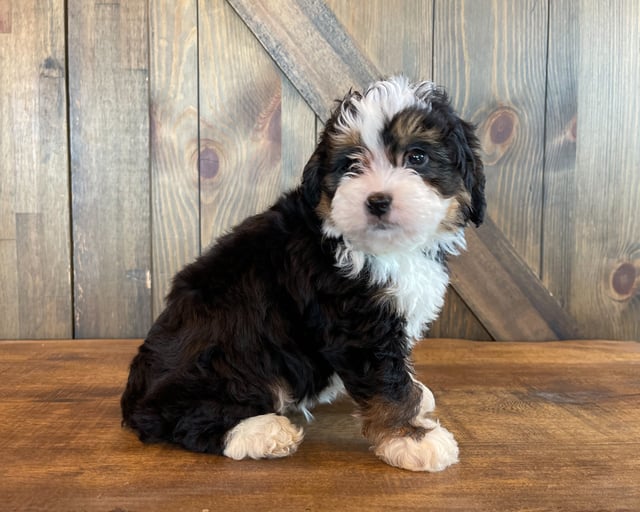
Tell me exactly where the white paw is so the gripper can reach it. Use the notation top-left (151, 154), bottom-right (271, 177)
top-left (374, 424), bottom-right (459, 472)
top-left (411, 380), bottom-right (436, 427)
top-left (223, 413), bottom-right (304, 460)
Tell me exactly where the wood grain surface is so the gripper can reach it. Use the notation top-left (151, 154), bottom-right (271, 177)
top-left (1, 0), bottom-right (639, 340)
top-left (326, 0), bottom-right (433, 79)
top-left (198, 0), bottom-right (280, 246)
top-left (1, 338), bottom-right (638, 511)
top-left (575, 2), bottom-right (640, 339)
top-left (197, 0), bottom-right (317, 249)
top-left (0, 0), bottom-right (71, 338)
top-left (542, 0), bottom-right (579, 315)
top-left (68, 0), bottom-right (151, 337)
top-left (227, 0), bottom-right (379, 123)
top-left (451, 217), bottom-right (582, 340)
top-left (149, 0), bottom-right (200, 317)
top-left (434, 0), bottom-right (548, 273)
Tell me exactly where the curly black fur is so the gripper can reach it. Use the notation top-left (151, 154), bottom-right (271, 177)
top-left (121, 189), bottom-right (412, 453)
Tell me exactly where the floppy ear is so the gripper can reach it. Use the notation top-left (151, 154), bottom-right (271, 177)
top-left (301, 145), bottom-right (323, 207)
top-left (454, 118), bottom-right (486, 227)
top-left (302, 90), bottom-right (362, 207)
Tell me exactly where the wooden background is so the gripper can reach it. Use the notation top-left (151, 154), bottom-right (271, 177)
top-left (1, 0), bottom-right (638, 341)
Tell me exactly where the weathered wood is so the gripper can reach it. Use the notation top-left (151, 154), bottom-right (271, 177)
top-left (429, 289), bottom-right (492, 341)
top-left (545, 1), bottom-right (640, 340)
top-left (1, 338), bottom-right (638, 511)
top-left (198, 0), bottom-right (315, 247)
top-left (542, 0), bottom-right (579, 312)
top-left (3, 0), bottom-right (638, 341)
top-left (431, 0), bottom-right (581, 339)
top-left (0, 0), bottom-right (71, 338)
top-left (149, 0), bottom-right (200, 317)
top-left (227, 0), bottom-right (379, 122)
top-left (452, 217), bottom-right (581, 339)
top-left (227, 0), bottom-right (580, 340)
top-left (434, 0), bottom-right (548, 273)
top-left (326, 0), bottom-right (433, 79)
top-left (68, 0), bottom-right (151, 337)
top-left (198, 0), bottom-right (282, 246)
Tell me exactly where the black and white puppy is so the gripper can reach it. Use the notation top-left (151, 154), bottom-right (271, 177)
top-left (121, 76), bottom-right (485, 472)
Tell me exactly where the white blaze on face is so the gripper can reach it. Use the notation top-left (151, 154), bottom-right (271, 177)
top-left (335, 76), bottom-right (435, 153)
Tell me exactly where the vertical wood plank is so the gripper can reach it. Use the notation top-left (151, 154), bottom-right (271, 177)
top-left (434, 0), bottom-right (548, 273)
top-left (68, 0), bottom-right (151, 338)
top-left (0, 242), bottom-right (19, 338)
top-left (546, 1), bottom-right (640, 340)
top-left (542, 0), bottom-right (578, 310)
top-left (0, 0), bottom-right (71, 339)
top-left (149, 0), bottom-right (199, 317)
top-left (198, 0), bottom-right (314, 247)
top-left (0, 58), bottom-right (19, 338)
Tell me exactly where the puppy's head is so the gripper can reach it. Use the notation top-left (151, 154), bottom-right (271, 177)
top-left (303, 76), bottom-right (485, 256)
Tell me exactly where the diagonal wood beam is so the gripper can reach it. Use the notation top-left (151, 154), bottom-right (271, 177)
top-left (227, 0), bottom-right (379, 121)
top-left (227, 0), bottom-right (581, 340)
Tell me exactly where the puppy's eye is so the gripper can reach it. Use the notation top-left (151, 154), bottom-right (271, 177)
top-left (339, 160), bottom-right (355, 174)
top-left (405, 149), bottom-right (427, 167)
top-left (337, 156), bottom-right (362, 175)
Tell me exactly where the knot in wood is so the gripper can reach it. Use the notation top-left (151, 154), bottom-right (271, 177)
top-left (610, 262), bottom-right (638, 301)
top-left (40, 57), bottom-right (64, 79)
top-left (489, 108), bottom-right (517, 145)
top-left (199, 147), bottom-right (219, 180)
top-left (481, 106), bottom-right (519, 165)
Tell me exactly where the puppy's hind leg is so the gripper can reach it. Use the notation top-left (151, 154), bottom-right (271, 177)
top-left (124, 376), bottom-right (274, 456)
top-left (222, 413), bottom-right (304, 460)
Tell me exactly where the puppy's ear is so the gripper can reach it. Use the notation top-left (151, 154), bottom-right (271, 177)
top-left (453, 119), bottom-right (486, 227)
top-left (302, 90), bottom-right (362, 207)
top-left (301, 145), bottom-right (323, 206)
top-left (429, 88), bottom-right (486, 226)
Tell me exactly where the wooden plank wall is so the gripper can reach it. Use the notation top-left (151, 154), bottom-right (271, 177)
top-left (0, 0), bottom-right (638, 340)
top-left (0, 0), bottom-right (71, 338)
top-left (68, 0), bottom-right (152, 338)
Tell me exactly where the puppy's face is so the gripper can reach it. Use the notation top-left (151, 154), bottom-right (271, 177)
top-left (303, 77), bottom-right (485, 255)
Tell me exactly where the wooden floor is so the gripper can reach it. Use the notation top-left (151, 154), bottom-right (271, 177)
top-left (1, 339), bottom-right (638, 511)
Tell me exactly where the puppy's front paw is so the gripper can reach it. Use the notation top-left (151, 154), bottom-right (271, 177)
top-left (374, 424), bottom-right (459, 472)
top-left (223, 413), bottom-right (304, 460)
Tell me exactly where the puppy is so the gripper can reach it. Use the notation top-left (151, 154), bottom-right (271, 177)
top-left (121, 76), bottom-right (485, 472)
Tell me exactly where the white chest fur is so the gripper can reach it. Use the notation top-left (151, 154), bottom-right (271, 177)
top-left (368, 250), bottom-right (450, 342)
top-left (329, 228), bottom-right (465, 343)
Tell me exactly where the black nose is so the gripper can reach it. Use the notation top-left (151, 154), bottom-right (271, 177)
top-left (366, 192), bottom-right (392, 217)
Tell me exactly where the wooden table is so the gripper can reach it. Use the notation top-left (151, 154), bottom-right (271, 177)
top-left (1, 339), bottom-right (638, 511)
